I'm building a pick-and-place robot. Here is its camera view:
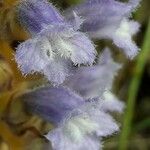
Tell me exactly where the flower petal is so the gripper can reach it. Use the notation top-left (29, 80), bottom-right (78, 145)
top-left (21, 86), bottom-right (85, 125)
top-left (46, 128), bottom-right (101, 150)
top-left (100, 91), bottom-right (125, 113)
top-left (113, 19), bottom-right (140, 58)
top-left (17, 0), bottom-right (64, 34)
top-left (65, 48), bottom-right (121, 99)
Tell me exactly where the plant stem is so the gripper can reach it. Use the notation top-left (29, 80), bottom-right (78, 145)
top-left (118, 18), bottom-right (150, 150)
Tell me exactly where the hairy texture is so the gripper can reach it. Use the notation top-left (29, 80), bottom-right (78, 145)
top-left (15, 37), bottom-right (73, 84)
top-left (15, 0), bottom-right (96, 85)
top-left (20, 84), bottom-right (122, 150)
top-left (65, 0), bottom-right (141, 58)
top-left (46, 99), bottom-right (120, 150)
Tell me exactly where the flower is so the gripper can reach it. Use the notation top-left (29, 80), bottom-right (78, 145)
top-left (15, 0), bottom-right (96, 85)
top-left (21, 86), bottom-right (120, 150)
top-left (47, 129), bottom-right (102, 150)
top-left (65, 0), bottom-right (141, 58)
top-left (46, 111), bottom-right (117, 150)
top-left (64, 48), bottom-right (121, 99)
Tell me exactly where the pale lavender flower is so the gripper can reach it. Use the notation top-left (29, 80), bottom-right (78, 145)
top-left (46, 114), bottom-right (116, 150)
top-left (65, 0), bottom-right (141, 58)
top-left (15, 0), bottom-right (96, 84)
top-left (64, 48), bottom-right (121, 99)
top-left (22, 85), bottom-right (120, 150)
top-left (46, 101), bottom-right (119, 150)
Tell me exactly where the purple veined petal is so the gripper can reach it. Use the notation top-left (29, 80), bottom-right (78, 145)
top-left (17, 0), bottom-right (64, 35)
top-left (64, 48), bottom-right (121, 99)
top-left (21, 86), bottom-right (85, 126)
